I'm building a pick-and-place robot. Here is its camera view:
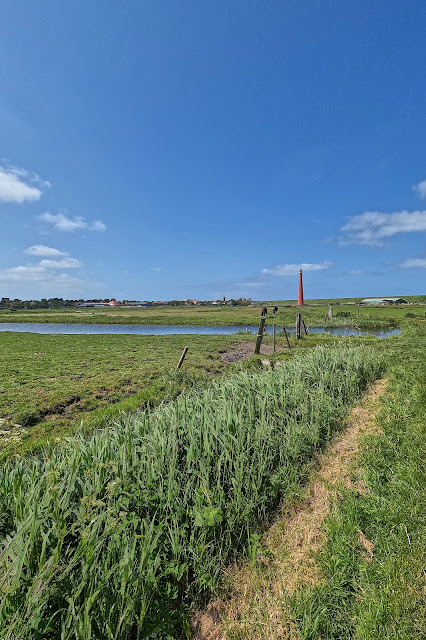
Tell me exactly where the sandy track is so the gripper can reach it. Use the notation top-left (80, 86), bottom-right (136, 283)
top-left (192, 378), bottom-right (387, 639)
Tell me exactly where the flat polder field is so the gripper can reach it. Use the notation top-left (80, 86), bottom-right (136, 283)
top-left (0, 298), bottom-right (424, 457)
top-left (1, 295), bottom-right (425, 326)
top-left (0, 301), bottom-right (425, 638)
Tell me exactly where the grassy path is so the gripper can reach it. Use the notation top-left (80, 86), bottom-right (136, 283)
top-left (292, 324), bottom-right (426, 639)
top-left (192, 379), bottom-right (388, 639)
top-left (192, 322), bottom-right (426, 639)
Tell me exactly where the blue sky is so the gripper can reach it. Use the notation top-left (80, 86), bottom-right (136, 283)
top-left (1, 0), bottom-right (426, 301)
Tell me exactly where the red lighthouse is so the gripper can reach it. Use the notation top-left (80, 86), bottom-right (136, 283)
top-left (298, 269), bottom-right (304, 306)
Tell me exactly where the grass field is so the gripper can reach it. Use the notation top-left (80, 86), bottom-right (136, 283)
top-left (0, 332), bottom-right (261, 457)
top-left (0, 313), bottom-right (424, 637)
top-left (0, 300), bottom-right (423, 327)
top-left (0, 327), bottom-right (399, 457)
top-left (0, 346), bottom-right (383, 638)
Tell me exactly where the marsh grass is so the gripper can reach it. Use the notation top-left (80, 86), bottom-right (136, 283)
top-left (0, 346), bottom-right (383, 638)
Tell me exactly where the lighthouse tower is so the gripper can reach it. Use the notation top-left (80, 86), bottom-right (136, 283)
top-left (298, 269), bottom-right (304, 306)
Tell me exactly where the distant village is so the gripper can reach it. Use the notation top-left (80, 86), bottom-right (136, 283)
top-left (0, 296), bottom-right (254, 310)
top-left (0, 295), bottom-right (412, 311)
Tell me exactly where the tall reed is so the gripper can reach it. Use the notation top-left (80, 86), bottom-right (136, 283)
top-left (0, 346), bottom-right (383, 638)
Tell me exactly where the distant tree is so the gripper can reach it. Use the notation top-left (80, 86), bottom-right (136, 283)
top-left (49, 298), bottom-right (65, 308)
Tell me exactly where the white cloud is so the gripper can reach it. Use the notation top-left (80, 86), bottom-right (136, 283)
top-left (25, 244), bottom-right (67, 258)
top-left (0, 245), bottom-right (96, 296)
top-left (25, 245), bottom-right (83, 268)
top-left (0, 165), bottom-right (45, 203)
top-left (340, 210), bottom-right (426, 246)
top-left (0, 265), bottom-right (88, 289)
top-left (398, 258), bottom-right (426, 269)
top-left (89, 220), bottom-right (107, 232)
top-left (151, 266), bottom-right (161, 272)
top-left (39, 257), bottom-right (83, 269)
top-left (414, 179), bottom-right (426, 199)
top-left (40, 211), bottom-right (107, 232)
top-left (40, 212), bottom-right (87, 231)
top-left (261, 261), bottom-right (332, 276)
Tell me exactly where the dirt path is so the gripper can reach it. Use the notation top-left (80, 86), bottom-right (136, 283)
top-left (191, 378), bottom-right (388, 639)
top-left (220, 342), bottom-right (287, 363)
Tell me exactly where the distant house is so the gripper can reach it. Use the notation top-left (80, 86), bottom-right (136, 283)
top-left (77, 302), bottom-right (109, 308)
top-left (123, 301), bottom-right (152, 307)
top-left (108, 299), bottom-right (120, 306)
top-left (361, 298), bottom-right (407, 305)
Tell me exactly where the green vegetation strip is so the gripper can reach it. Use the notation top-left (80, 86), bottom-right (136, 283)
top-left (0, 302), bottom-right (405, 328)
top-left (0, 346), bottom-right (382, 638)
top-left (292, 323), bottom-right (426, 639)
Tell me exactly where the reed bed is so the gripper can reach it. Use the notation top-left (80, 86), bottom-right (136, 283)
top-left (0, 346), bottom-right (383, 638)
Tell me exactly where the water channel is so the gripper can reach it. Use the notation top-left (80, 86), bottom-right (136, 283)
top-left (0, 323), bottom-right (401, 338)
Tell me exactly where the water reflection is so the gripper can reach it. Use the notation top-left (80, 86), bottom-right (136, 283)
top-left (0, 323), bottom-right (401, 338)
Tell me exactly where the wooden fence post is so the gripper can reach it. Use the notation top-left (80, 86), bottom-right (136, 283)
top-left (176, 346), bottom-right (189, 369)
top-left (273, 324), bottom-right (276, 352)
top-left (302, 317), bottom-right (308, 335)
top-left (254, 315), bottom-right (267, 354)
top-left (283, 326), bottom-right (291, 349)
top-left (296, 312), bottom-right (302, 339)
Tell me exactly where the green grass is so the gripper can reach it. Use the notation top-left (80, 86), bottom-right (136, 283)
top-left (0, 332), bottom-right (256, 456)
top-left (0, 346), bottom-right (383, 638)
top-left (0, 300), bottom-right (416, 328)
top-left (292, 322), bottom-right (426, 639)
top-left (0, 327), bottom-right (397, 458)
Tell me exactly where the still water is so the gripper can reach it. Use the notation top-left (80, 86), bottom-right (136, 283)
top-left (0, 323), bottom-right (401, 338)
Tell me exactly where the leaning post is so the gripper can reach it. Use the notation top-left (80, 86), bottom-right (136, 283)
top-left (176, 346), bottom-right (189, 370)
top-left (273, 324), bottom-right (276, 352)
top-left (254, 315), bottom-right (267, 355)
top-left (283, 326), bottom-right (291, 349)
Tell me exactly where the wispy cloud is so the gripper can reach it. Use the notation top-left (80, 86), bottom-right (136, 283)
top-left (340, 210), bottom-right (426, 246)
top-left (398, 257), bottom-right (426, 269)
top-left (25, 244), bottom-right (67, 258)
top-left (89, 220), bottom-right (107, 232)
top-left (414, 179), bottom-right (426, 199)
top-left (0, 245), bottom-right (95, 295)
top-left (0, 265), bottom-right (89, 290)
top-left (39, 257), bottom-right (83, 269)
top-left (0, 164), bottom-right (49, 203)
top-left (40, 211), bottom-right (107, 232)
top-left (24, 245), bottom-right (83, 268)
top-left (151, 267), bottom-right (161, 272)
top-left (261, 261), bottom-right (332, 276)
